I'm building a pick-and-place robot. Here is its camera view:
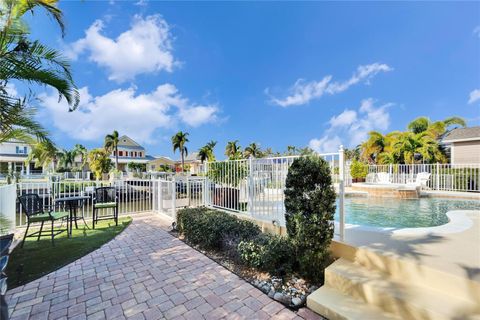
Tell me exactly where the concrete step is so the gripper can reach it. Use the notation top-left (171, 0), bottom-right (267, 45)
top-left (330, 241), bottom-right (480, 302)
top-left (325, 258), bottom-right (479, 320)
top-left (307, 286), bottom-right (400, 320)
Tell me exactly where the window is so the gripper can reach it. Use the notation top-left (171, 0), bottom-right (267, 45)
top-left (119, 151), bottom-right (123, 156)
top-left (16, 146), bottom-right (27, 154)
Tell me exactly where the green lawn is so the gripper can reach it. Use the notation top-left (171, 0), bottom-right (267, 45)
top-left (6, 217), bottom-right (132, 288)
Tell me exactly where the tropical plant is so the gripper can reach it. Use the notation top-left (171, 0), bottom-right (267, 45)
top-left (87, 149), bottom-right (112, 180)
top-left (104, 130), bottom-right (119, 170)
top-left (72, 144), bottom-right (88, 167)
top-left (244, 142), bottom-right (262, 158)
top-left (57, 149), bottom-right (76, 169)
top-left (198, 140), bottom-right (216, 163)
top-left (407, 116), bottom-right (466, 138)
top-left (350, 160), bottom-right (368, 179)
top-left (0, 0), bottom-right (79, 144)
top-left (225, 140), bottom-right (241, 159)
top-left (26, 140), bottom-right (59, 171)
top-left (172, 131), bottom-right (189, 172)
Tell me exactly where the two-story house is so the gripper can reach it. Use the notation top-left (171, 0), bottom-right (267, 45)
top-left (0, 140), bottom-right (44, 176)
top-left (108, 135), bottom-right (154, 172)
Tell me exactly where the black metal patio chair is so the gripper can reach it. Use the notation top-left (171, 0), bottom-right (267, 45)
top-left (92, 187), bottom-right (118, 229)
top-left (18, 194), bottom-right (69, 247)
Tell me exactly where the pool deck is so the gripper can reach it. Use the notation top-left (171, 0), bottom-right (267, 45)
top-left (336, 209), bottom-right (480, 283)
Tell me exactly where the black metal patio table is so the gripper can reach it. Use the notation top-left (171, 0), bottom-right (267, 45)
top-left (54, 196), bottom-right (91, 236)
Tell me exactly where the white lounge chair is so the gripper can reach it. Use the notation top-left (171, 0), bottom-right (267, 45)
top-left (376, 172), bottom-right (391, 184)
top-left (408, 172), bottom-right (431, 189)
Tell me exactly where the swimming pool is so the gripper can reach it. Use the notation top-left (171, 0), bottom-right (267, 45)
top-left (335, 197), bottom-right (480, 228)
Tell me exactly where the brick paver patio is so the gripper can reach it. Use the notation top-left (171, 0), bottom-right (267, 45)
top-left (6, 213), bottom-right (321, 320)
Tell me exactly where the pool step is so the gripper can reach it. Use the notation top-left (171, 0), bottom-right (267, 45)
top-left (324, 258), bottom-right (479, 320)
top-left (307, 286), bottom-right (401, 320)
top-left (330, 241), bottom-right (480, 301)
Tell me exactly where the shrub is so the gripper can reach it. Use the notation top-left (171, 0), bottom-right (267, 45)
top-left (284, 155), bottom-right (336, 282)
top-left (176, 207), bottom-right (261, 251)
top-left (238, 234), bottom-right (295, 276)
top-left (350, 160), bottom-right (368, 179)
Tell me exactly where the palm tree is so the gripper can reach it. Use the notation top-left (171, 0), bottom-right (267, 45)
top-left (73, 144), bottom-right (88, 168)
top-left (360, 131), bottom-right (386, 163)
top-left (172, 131), bottom-right (189, 172)
top-left (285, 145), bottom-right (297, 156)
top-left (244, 143), bottom-right (262, 158)
top-left (198, 146), bottom-right (210, 164)
top-left (407, 116), bottom-right (466, 138)
top-left (198, 140), bottom-right (217, 163)
top-left (104, 131), bottom-right (120, 170)
top-left (225, 140), bottom-right (241, 159)
top-left (57, 149), bottom-right (76, 169)
top-left (26, 140), bottom-right (59, 172)
top-left (0, 0), bottom-right (79, 144)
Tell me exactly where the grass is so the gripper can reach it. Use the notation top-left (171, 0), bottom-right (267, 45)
top-left (6, 216), bottom-right (132, 288)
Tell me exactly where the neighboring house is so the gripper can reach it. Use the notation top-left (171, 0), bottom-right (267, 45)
top-left (147, 156), bottom-right (175, 172)
top-left (442, 126), bottom-right (480, 164)
top-left (0, 140), bottom-right (43, 176)
top-left (107, 135), bottom-right (154, 172)
top-left (175, 152), bottom-right (203, 175)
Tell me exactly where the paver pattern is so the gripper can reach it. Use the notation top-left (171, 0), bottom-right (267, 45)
top-left (6, 214), bottom-right (321, 320)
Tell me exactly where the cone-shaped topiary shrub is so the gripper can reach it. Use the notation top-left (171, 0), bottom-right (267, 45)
top-left (284, 155), bottom-right (336, 282)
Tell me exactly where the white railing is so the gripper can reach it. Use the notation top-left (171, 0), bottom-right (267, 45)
top-left (16, 179), bottom-right (154, 227)
top-left (0, 184), bottom-right (16, 234)
top-left (367, 163), bottom-right (480, 192)
top-left (204, 148), bottom-right (346, 239)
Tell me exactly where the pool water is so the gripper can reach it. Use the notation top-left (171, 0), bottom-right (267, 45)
top-left (334, 197), bottom-right (480, 228)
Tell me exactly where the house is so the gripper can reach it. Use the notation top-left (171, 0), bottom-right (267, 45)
top-left (442, 126), bottom-right (480, 164)
top-left (175, 152), bottom-right (203, 175)
top-left (147, 156), bottom-right (175, 172)
top-left (0, 140), bottom-right (44, 176)
top-left (108, 135), bottom-right (154, 172)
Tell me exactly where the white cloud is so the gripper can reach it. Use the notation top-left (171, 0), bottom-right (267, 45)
top-left (38, 84), bottom-right (219, 144)
top-left (267, 63), bottom-right (392, 107)
top-left (308, 98), bottom-right (392, 153)
top-left (67, 15), bottom-right (176, 82)
top-left (468, 89), bottom-right (480, 104)
top-left (474, 26), bottom-right (480, 38)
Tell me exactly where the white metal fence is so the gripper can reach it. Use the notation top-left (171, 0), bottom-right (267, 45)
top-left (367, 163), bottom-right (480, 192)
top-left (203, 149), bottom-right (346, 239)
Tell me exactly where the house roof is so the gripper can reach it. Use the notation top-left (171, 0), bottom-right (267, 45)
top-left (117, 135), bottom-right (144, 149)
top-left (184, 152), bottom-right (200, 162)
top-left (443, 127), bottom-right (480, 143)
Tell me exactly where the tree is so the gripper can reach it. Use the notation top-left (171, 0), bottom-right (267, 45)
top-left (360, 131), bottom-right (386, 163)
top-left (244, 143), bottom-right (262, 158)
top-left (285, 145), bottom-right (297, 156)
top-left (198, 140), bottom-right (216, 163)
top-left (0, 0), bottom-right (79, 144)
top-left (172, 131), bottom-right (189, 172)
top-left (72, 144), bottom-right (88, 168)
top-left (104, 130), bottom-right (119, 170)
top-left (225, 140), bottom-right (241, 159)
top-left (88, 149), bottom-right (112, 180)
top-left (284, 155), bottom-right (336, 282)
top-left (26, 140), bottom-right (59, 171)
top-left (57, 149), bottom-right (76, 169)
top-left (407, 116), bottom-right (466, 138)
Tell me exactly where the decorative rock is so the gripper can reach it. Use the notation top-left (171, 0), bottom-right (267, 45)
top-left (292, 297), bottom-right (302, 306)
top-left (273, 292), bottom-right (292, 305)
top-left (261, 285), bottom-right (270, 293)
top-left (268, 289), bottom-right (275, 298)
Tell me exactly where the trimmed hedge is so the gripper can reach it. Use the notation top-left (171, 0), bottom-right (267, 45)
top-left (176, 207), bottom-right (296, 276)
top-left (177, 207), bottom-right (261, 251)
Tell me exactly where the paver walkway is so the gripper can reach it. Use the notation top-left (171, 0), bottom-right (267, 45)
top-left (6, 213), bottom-right (321, 320)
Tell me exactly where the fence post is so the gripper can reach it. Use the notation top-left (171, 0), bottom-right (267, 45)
top-left (186, 176), bottom-right (191, 207)
top-left (248, 157), bottom-right (254, 215)
top-left (172, 177), bottom-right (176, 221)
top-left (338, 145), bottom-right (345, 242)
top-left (203, 162), bottom-right (208, 207)
top-left (436, 163), bottom-right (440, 191)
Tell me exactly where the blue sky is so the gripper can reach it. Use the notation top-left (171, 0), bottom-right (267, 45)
top-left (28, 1), bottom-right (480, 159)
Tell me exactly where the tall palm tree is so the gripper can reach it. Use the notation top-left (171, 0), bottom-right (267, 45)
top-left (172, 131), bottom-right (189, 172)
top-left (360, 131), bottom-right (386, 163)
top-left (198, 146), bottom-right (210, 164)
top-left (244, 143), bottom-right (262, 158)
top-left (72, 144), bottom-right (88, 168)
top-left (0, 0), bottom-right (79, 144)
top-left (285, 145), bottom-right (297, 156)
top-left (104, 131), bottom-right (120, 170)
top-left (206, 140), bottom-right (217, 151)
top-left (407, 116), bottom-right (466, 138)
top-left (225, 140), bottom-right (241, 159)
